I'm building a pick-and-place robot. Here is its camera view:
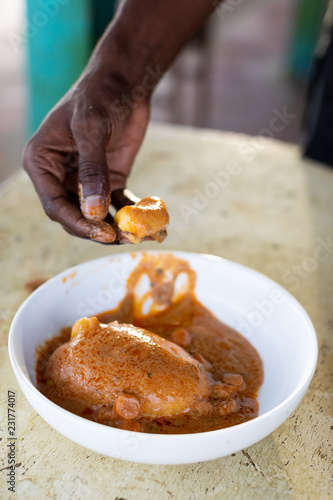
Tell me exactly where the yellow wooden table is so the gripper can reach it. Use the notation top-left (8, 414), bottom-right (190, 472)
top-left (0, 125), bottom-right (332, 499)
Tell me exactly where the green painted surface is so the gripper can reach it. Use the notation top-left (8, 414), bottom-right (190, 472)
top-left (26, 0), bottom-right (92, 134)
top-left (289, 0), bottom-right (329, 79)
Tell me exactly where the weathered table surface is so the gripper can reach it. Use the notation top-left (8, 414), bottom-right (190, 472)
top-left (0, 124), bottom-right (332, 499)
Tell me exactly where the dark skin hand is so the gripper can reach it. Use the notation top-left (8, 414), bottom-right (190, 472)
top-left (23, 80), bottom-right (149, 243)
top-left (23, 0), bottom-right (217, 243)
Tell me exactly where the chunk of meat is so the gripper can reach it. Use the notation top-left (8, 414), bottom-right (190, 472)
top-left (44, 317), bottom-right (211, 419)
top-left (211, 382), bottom-right (237, 399)
top-left (113, 394), bottom-right (141, 420)
top-left (114, 196), bottom-right (169, 244)
top-left (170, 328), bottom-right (192, 347)
top-left (218, 398), bottom-right (237, 415)
top-left (222, 373), bottom-right (244, 388)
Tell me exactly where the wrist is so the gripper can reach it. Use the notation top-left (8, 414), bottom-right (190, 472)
top-left (84, 38), bottom-right (160, 100)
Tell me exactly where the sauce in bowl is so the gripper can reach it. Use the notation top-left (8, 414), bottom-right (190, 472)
top-left (36, 254), bottom-right (263, 434)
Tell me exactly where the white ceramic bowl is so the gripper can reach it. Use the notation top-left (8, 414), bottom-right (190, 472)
top-left (8, 251), bottom-right (317, 464)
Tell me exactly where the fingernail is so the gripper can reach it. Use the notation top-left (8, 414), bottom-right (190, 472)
top-left (89, 222), bottom-right (117, 243)
top-left (82, 195), bottom-right (109, 221)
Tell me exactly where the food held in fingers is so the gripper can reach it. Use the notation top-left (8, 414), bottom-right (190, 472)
top-left (114, 196), bottom-right (169, 244)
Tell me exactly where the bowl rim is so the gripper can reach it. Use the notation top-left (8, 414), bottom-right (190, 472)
top-left (8, 250), bottom-right (318, 441)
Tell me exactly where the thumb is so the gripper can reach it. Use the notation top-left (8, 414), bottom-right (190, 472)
top-left (72, 115), bottom-right (111, 222)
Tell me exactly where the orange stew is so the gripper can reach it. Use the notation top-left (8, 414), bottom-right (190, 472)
top-left (36, 254), bottom-right (263, 434)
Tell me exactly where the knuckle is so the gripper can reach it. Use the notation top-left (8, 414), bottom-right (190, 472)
top-left (79, 161), bottom-right (110, 198)
top-left (21, 139), bottom-right (37, 172)
top-left (42, 194), bottom-right (66, 222)
top-left (80, 162), bottom-right (102, 178)
top-left (43, 199), bottom-right (58, 220)
top-left (79, 162), bottom-right (108, 187)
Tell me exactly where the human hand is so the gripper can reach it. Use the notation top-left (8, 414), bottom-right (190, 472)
top-left (23, 0), bottom-right (216, 244)
top-left (23, 72), bottom-right (150, 243)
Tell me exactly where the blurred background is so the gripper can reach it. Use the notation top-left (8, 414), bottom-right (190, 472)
top-left (0, 0), bottom-right (329, 183)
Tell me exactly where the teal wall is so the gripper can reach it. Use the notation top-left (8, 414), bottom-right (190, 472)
top-left (26, 0), bottom-right (116, 135)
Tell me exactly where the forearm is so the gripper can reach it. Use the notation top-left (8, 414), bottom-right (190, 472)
top-left (84, 0), bottom-right (217, 93)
